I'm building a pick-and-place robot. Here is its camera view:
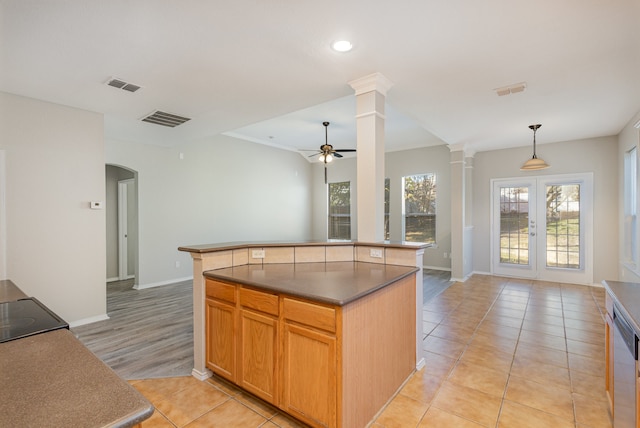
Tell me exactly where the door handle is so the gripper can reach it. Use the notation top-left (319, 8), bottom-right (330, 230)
top-left (530, 233), bottom-right (536, 236)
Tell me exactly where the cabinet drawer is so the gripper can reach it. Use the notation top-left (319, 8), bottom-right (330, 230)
top-left (206, 278), bottom-right (236, 304)
top-left (240, 287), bottom-right (279, 316)
top-left (283, 298), bottom-right (336, 333)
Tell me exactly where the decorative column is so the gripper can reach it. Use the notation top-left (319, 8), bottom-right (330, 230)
top-left (448, 146), bottom-right (475, 281)
top-left (449, 146), bottom-right (465, 282)
top-left (348, 73), bottom-right (393, 242)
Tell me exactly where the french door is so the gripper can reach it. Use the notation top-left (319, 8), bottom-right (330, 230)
top-left (491, 173), bottom-right (593, 284)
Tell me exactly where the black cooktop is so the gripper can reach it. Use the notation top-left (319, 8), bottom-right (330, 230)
top-left (0, 298), bottom-right (69, 343)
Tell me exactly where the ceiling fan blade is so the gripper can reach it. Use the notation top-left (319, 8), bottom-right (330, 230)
top-left (334, 149), bottom-right (356, 152)
top-left (333, 152), bottom-right (343, 158)
top-left (308, 152), bottom-right (321, 157)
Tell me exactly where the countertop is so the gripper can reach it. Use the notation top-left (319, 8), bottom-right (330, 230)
top-left (179, 239), bottom-right (430, 253)
top-left (0, 279), bottom-right (28, 302)
top-left (204, 261), bottom-right (419, 305)
top-left (0, 329), bottom-right (154, 428)
top-left (0, 281), bottom-right (154, 427)
top-left (603, 280), bottom-right (640, 334)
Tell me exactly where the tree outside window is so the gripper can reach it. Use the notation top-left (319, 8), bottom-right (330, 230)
top-left (328, 181), bottom-right (351, 240)
top-left (403, 174), bottom-right (436, 243)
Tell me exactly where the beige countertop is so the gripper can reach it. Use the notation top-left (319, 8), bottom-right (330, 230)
top-left (0, 328), bottom-right (153, 428)
top-left (179, 239), bottom-right (430, 254)
top-left (0, 280), bottom-right (153, 427)
top-left (0, 279), bottom-right (28, 303)
top-left (204, 261), bottom-right (419, 305)
top-left (603, 280), bottom-right (640, 334)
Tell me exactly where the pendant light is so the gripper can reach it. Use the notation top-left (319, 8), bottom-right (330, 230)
top-left (520, 124), bottom-right (550, 171)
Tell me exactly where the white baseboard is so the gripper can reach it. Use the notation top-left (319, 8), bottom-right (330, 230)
top-left (192, 368), bottom-right (213, 381)
top-left (69, 313), bottom-right (110, 328)
top-left (106, 277), bottom-right (119, 283)
top-left (134, 276), bottom-right (193, 290)
top-left (422, 265), bottom-right (452, 272)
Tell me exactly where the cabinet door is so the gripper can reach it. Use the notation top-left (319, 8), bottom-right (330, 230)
top-left (239, 309), bottom-right (278, 404)
top-left (205, 298), bottom-right (236, 382)
top-left (605, 311), bottom-right (613, 411)
top-left (282, 322), bottom-right (337, 428)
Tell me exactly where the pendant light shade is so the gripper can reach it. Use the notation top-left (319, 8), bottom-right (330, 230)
top-left (521, 124), bottom-right (550, 171)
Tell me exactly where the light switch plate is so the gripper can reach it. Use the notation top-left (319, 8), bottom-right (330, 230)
top-left (252, 249), bottom-right (265, 259)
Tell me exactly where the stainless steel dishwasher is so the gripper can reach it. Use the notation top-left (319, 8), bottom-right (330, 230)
top-left (613, 304), bottom-right (638, 428)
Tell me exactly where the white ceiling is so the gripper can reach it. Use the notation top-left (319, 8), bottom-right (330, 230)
top-left (2, 0), bottom-right (639, 157)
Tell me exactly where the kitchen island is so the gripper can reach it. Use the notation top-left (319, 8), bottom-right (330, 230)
top-left (180, 241), bottom-right (427, 428)
top-left (0, 280), bottom-right (154, 428)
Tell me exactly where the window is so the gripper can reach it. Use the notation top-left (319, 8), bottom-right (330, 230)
top-left (328, 181), bottom-right (351, 240)
top-left (546, 184), bottom-right (581, 269)
top-left (384, 178), bottom-right (390, 241)
top-left (499, 186), bottom-right (530, 265)
top-left (403, 174), bottom-right (436, 243)
top-left (624, 147), bottom-right (637, 266)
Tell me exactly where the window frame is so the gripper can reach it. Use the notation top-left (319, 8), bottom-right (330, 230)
top-left (624, 146), bottom-right (638, 269)
top-left (402, 173), bottom-right (437, 244)
top-left (327, 181), bottom-right (351, 240)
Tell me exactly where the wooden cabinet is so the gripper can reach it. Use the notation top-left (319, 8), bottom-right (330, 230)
top-left (605, 291), bottom-right (614, 411)
top-left (205, 280), bottom-right (237, 382)
top-left (282, 297), bottom-right (337, 428)
top-left (238, 287), bottom-right (279, 404)
top-left (204, 273), bottom-right (416, 428)
top-left (205, 278), bottom-right (280, 404)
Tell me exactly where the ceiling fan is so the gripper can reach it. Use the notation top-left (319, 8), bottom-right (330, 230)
top-left (304, 121), bottom-right (356, 183)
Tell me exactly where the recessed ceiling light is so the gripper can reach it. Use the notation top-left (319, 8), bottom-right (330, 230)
top-left (331, 40), bottom-right (353, 52)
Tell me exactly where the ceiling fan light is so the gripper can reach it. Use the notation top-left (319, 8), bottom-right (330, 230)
top-left (321, 153), bottom-right (333, 163)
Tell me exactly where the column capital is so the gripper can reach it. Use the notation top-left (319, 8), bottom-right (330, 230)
top-left (348, 72), bottom-right (394, 96)
top-left (447, 143), bottom-right (476, 157)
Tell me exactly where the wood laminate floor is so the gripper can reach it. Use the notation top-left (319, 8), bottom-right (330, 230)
top-left (73, 270), bottom-right (451, 380)
top-left (72, 279), bottom-right (194, 380)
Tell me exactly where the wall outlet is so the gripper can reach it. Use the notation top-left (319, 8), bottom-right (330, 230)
top-left (370, 248), bottom-right (383, 258)
top-left (175, 261), bottom-right (181, 268)
top-left (252, 249), bottom-right (265, 259)
top-left (443, 252), bottom-right (448, 259)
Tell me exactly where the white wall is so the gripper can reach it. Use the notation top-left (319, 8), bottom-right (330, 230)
top-left (618, 110), bottom-right (640, 282)
top-left (310, 145), bottom-right (452, 270)
top-left (106, 135), bottom-right (312, 288)
top-left (473, 136), bottom-right (619, 284)
top-left (0, 92), bottom-right (106, 324)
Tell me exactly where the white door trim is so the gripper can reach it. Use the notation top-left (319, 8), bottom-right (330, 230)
top-left (117, 179), bottom-right (133, 280)
top-left (491, 173), bottom-right (594, 285)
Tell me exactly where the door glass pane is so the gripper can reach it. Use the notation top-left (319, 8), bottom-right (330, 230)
top-left (499, 187), bottom-right (529, 264)
top-left (546, 184), bottom-right (580, 269)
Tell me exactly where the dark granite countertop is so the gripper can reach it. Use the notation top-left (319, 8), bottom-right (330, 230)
top-left (204, 261), bottom-right (419, 305)
top-left (603, 280), bottom-right (640, 334)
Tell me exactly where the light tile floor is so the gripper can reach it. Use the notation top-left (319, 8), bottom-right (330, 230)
top-left (131, 275), bottom-right (611, 427)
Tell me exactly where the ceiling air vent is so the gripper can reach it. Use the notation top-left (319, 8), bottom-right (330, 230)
top-left (494, 82), bottom-right (526, 97)
top-left (141, 110), bottom-right (191, 128)
top-left (105, 77), bottom-right (142, 93)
